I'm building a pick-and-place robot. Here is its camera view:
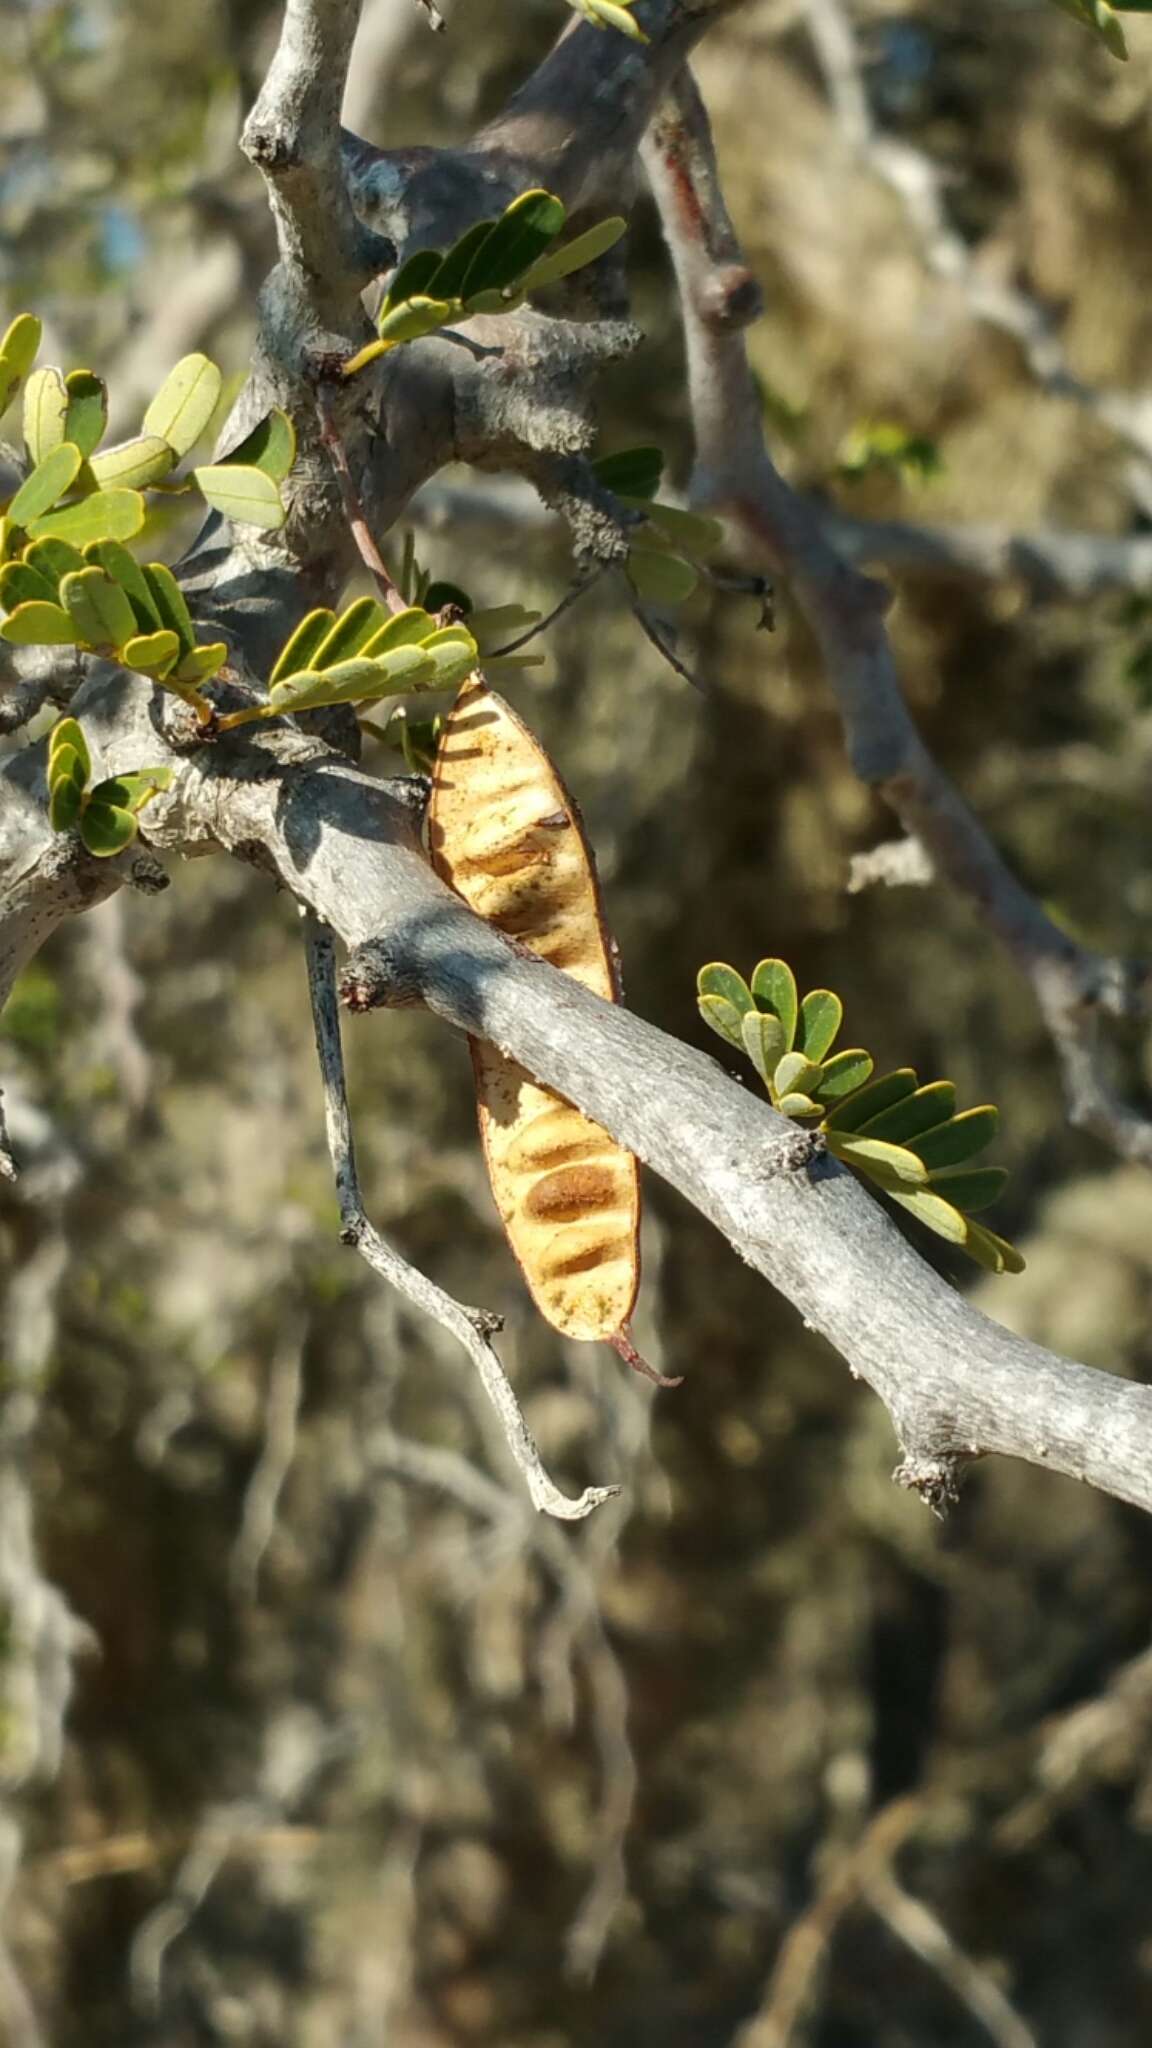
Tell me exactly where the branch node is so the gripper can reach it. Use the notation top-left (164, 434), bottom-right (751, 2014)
top-left (339, 940), bottom-right (426, 1013)
top-left (894, 1448), bottom-right (963, 1518)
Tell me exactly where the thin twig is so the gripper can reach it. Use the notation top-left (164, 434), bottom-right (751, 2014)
top-left (488, 564), bottom-right (607, 657)
top-left (315, 387), bottom-right (409, 616)
top-left (622, 574), bottom-right (711, 692)
top-left (862, 1858), bottom-right (1037, 2048)
top-left (304, 916), bottom-right (619, 1521)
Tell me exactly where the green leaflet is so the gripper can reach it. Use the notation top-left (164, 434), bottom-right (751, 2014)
top-left (697, 963), bottom-right (754, 1016)
top-left (269, 609), bottom-right (336, 686)
top-left (172, 642), bottom-right (227, 685)
top-left (0, 313), bottom-right (42, 414)
top-left (810, 1050), bottom-right (874, 1103)
top-left (828, 1133), bottom-right (929, 1186)
top-left (384, 248), bottom-right (448, 311)
top-left (122, 630), bottom-right (181, 679)
top-left (822, 1068), bottom-right (917, 1132)
top-left (59, 566), bottom-right (139, 651)
top-left (48, 716), bottom-right (90, 781)
top-left (858, 1080), bottom-right (957, 1145)
top-left (593, 447), bottom-right (664, 500)
top-left (425, 224), bottom-right (495, 304)
top-left (268, 644), bottom-right (435, 712)
top-left (310, 596), bottom-right (388, 669)
top-left (461, 189), bottom-right (566, 301)
top-left (91, 768), bottom-right (172, 814)
top-left (796, 989), bottom-right (843, 1065)
top-left (141, 563), bottom-right (194, 653)
top-left (23, 367), bottom-right (69, 464)
top-left (221, 408), bottom-right (296, 482)
top-left (375, 296), bottom-right (454, 346)
top-left (910, 1106), bottom-right (999, 1170)
top-left (27, 488), bottom-right (145, 546)
top-left (741, 1010), bottom-right (788, 1089)
top-left (25, 536), bottom-right (86, 587)
top-left (750, 959), bottom-right (798, 1050)
top-left (83, 540), bottom-right (162, 631)
top-left (361, 607), bottom-right (441, 657)
top-left (698, 994), bottom-right (749, 1050)
top-left (9, 442), bottom-right (83, 527)
top-left (63, 371), bottom-right (108, 458)
top-left (49, 761), bottom-right (87, 832)
top-left (885, 1185), bottom-right (970, 1245)
top-left (0, 560), bottom-right (57, 609)
top-left (627, 546), bottom-right (698, 605)
top-left (625, 499), bottom-right (726, 557)
top-left (143, 352), bottom-right (223, 458)
top-left (88, 435), bottom-right (175, 490)
top-left (422, 581), bottom-right (474, 616)
top-left (518, 215), bottom-right (627, 293)
top-left (192, 463), bottom-right (286, 530)
top-left (927, 1166), bottom-right (1008, 1214)
top-left (79, 800), bottom-right (137, 857)
top-left (0, 600), bottom-right (76, 646)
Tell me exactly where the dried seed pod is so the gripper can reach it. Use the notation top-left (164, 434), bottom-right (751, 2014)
top-left (428, 677), bottom-right (649, 1356)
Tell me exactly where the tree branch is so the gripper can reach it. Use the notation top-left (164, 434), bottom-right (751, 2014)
top-left (641, 66), bottom-right (1152, 1166)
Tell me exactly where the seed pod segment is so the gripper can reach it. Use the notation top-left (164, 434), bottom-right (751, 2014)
top-left (428, 677), bottom-right (657, 1367)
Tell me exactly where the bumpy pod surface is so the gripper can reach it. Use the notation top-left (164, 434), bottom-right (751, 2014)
top-left (427, 678), bottom-right (640, 1343)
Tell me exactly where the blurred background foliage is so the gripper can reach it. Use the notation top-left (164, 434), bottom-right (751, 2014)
top-left (3, 0), bottom-right (1152, 2042)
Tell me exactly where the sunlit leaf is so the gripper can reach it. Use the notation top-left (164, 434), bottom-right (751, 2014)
top-left (220, 407), bottom-right (296, 482)
top-left (192, 462), bottom-right (285, 529)
top-left (48, 717), bottom-right (90, 780)
top-left (774, 1050), bottom-right (824, 1100)
top-left (122, 629), bottom-right (180, 679)
top-left (89, 434), bottom-right (175, 490)
top-left (697, 962), bottom-right (754, 1016)
top-left (24, 536), bottom-right (85, 588)
top-left (90, 767), bottom-right (172, 814)
top-left (885, 1185), bottom-right (970, 1243)
top-left (810, 1049), bottom-right (874, 1103)
top-left (460, 189), bottom-right (566, 301)
top-left (796, 989), bottom-right (843, 1065)
top-left (27, 488), bottom-right (145, 546)
top-left (376, 296), bottom-right (454, 345)
top-left (171, 641), bottom-right (228, 685)
top-left (83, 539), bottom-right (162, 631)
top-left (750, 959), bottom-right (798, 1049)
top-left (0, 560), bottom-right (57, 609)
top-left (962, 1219), bottom-right (1026, 1275)
top-left (268, 609), bottom-right (335, 686)
top-left (0, 600), bottom-right (76, 646)
top-left (519, 215), bottom-right (627, 292)
top-left (311, 597), bottom-right (389, 670)
top-left (383, 248), bottom-right (447, 311)
top-left (822, 1068), bottom-right (917, 1132)
top-left (910, 1105), bottom-right (999, 1169)
top-left (0, 313), bottom-right (42, 414)
top-left (22, 367), bottom-right (69, 465)
top-left (269, 645), bottom-right (436, 711)
top-left (360, 606), bottom-right (439, 657)
top-left (141, 563), bottom-right (194, 653)
top-left (9, 443), bottom-right (83, 527)
top-left (59, 566), bottom-right (139, 651)
top-left (828, 1132), bottom-right (929, 1185)
top-left (143, 352), bottom-right (223, 458)
top-left (741, 1009), bottom-right (788, 1088)
top-left (79, 800), bottom-right (138, 856)
top-left (63, 370), bottom-right (108, 458)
